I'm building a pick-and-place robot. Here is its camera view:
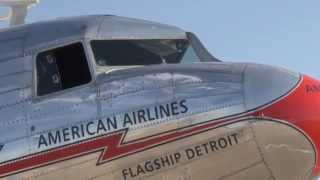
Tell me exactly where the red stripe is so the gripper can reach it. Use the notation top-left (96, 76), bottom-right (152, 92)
top-left (0, 117), bottom-right (239, 177)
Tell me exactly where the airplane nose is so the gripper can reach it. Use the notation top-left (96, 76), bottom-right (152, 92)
top-left (240, 64), bottom-right (316, 180)
top-left (243, 63), bottom-right (301, 110)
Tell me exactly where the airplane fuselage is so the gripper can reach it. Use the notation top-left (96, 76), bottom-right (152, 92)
top-left (0, 15), bottom-right (318, 180)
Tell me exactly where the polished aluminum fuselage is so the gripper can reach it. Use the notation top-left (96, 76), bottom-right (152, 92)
top-left (0, 15), bottom-right (316, 180)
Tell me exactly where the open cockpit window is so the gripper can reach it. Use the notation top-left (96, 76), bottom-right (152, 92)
top-left (36, 43), bottom-right (92, 96)
top-left (91, 39), bottom-right (201, 66)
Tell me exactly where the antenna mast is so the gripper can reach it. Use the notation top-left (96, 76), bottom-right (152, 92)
top-left (0, 0), bottom-right (39, 27)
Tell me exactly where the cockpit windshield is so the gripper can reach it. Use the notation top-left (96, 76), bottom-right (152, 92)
top-left (90, 39), bottom-right (201, 66)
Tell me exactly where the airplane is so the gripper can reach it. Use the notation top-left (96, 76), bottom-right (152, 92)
top-left (0, 0), bottom-right (319, 180)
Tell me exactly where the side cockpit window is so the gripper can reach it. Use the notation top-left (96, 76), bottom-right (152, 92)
top-left (36, 43), bottom-right (91, 96)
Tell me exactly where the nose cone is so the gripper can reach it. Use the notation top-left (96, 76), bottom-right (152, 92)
top-left (243, 63), bottom-right (301, 110)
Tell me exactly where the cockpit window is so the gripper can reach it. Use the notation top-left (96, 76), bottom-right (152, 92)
top-left (36, 43), bottom-right (91, 96)
top-left (91, 39), bottom-right (200, 66)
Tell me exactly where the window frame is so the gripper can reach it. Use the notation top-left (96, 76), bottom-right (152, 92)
top-left (32, 40), bottom-right (95, 99)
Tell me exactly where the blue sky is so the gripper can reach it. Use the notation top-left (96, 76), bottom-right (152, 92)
top-left (1, 0), bottom-right (320, 77)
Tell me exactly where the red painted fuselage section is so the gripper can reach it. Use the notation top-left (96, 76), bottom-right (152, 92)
top-left (256, 75), bottom-right (320, 175)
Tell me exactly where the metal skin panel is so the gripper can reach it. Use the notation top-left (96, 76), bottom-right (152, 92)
top-left (0, 56), bottom-right (32, 106)
top-left (0, 72), bottom-right (31, 93)
top-left (29, 86), bottom-right (98, 151)
top-left (0, 56), bottom-right (33, 77)
top-left (0, 103), bottom-right (28, 164)
top-left (0, 55), bottom-right (33, 166)
top-left (244, 63), bottom-right (301, 110)
top-left (0, 88), bottom-right (31, 108)
top-left (0, 104), bottom-right (26, 142)
top-left (0, 34), bottom-right (25, 61)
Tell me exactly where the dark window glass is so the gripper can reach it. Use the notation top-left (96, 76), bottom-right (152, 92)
top-left (36, 43), bottom-right (91, 96)
top-left (91, 39), bottom-right (199, 66)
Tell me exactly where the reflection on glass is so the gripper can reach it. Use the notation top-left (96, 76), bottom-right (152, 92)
top-left (91, 39), bottom-right (201, 66)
